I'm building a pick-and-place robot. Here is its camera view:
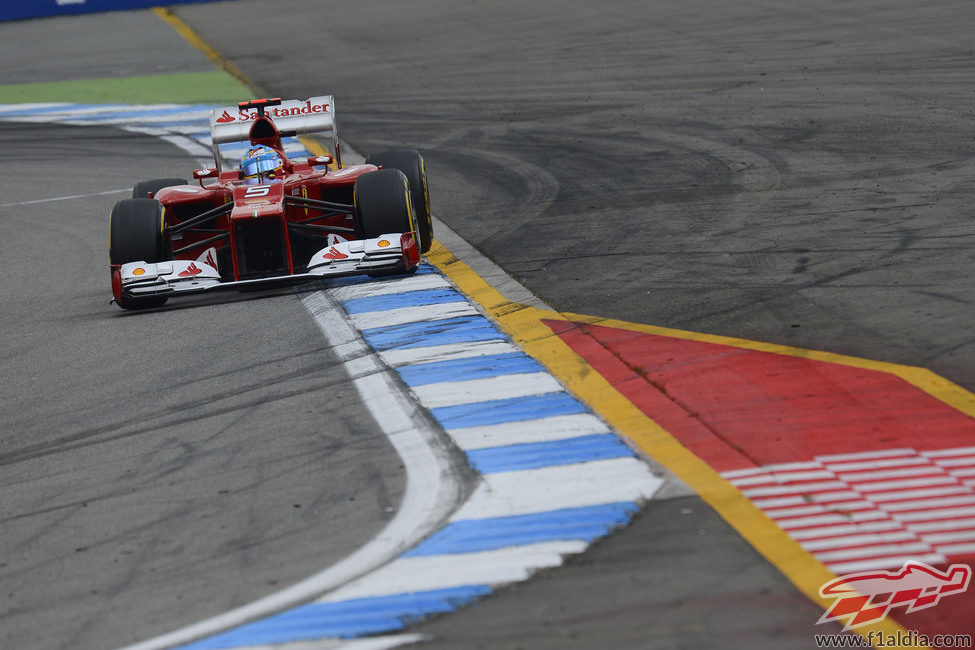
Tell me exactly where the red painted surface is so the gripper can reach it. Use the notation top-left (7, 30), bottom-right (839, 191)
top-left (546, 320), bottom-right (975, 473)
top-left (546, 319), bottom-right (975, 639)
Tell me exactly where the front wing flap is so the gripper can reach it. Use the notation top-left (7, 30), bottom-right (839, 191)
top-left (117, 233), bottom-right (418, 302)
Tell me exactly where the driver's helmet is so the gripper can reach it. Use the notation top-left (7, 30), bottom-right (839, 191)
top-left (240, 145), bottom-right (284, 182)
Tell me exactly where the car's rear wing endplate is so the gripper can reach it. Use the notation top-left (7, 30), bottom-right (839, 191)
top-left (208, 96), bottom-right (337, 169)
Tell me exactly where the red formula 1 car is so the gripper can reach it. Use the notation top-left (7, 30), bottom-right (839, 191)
top-left (109, 96), bottom-right (433, 309)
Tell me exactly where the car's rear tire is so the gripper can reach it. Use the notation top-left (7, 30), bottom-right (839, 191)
top-left (365, 150), bottom-right (433, 253)
top-left (354, 169), bottom-right (418, 276)
top-left (110, 198), bottom-right (170, 309)
top-left (132, 177), bottom-right (187, 199)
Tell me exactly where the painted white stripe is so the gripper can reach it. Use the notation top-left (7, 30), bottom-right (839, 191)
top-left (835, 466), bottom-right (944, 482)
top-left (762, 461), bottom-right (824, 473)
top-left (451, 458), bottom-right (663, 520)
top-left (319, 540), bottom-right (589, 602)
top-left (330, 274), bottom-right (452, 301)
top-left (236, 634), bottom-right (425, 650)
top-left (879, 495), bottom-right (975, 512)
top-left (934, 542), bottom-right (975, 555)
top-left (0, 102), bottom-right (68, 112)
top-left (768, 470), bottom-right (836, 482)
top-left (816, 542), bottom-right (933, 562)
top-left (923, 446), bottom-right (975, 458)
top-left (741, 480), bottom-right (846, 497)
top-left (852, 476), bottom-right (958, 492)
top-left (413, 372), bottom-right (563, 409)
top-left (789, 521), bottom-right (903, 540)
top-left (932, 456), bottom-right (975, 468)
top-left (907, 518), bottom-right (975, 533)
top-left (762, 504), bottom-right (827, 518)
top-left (864, 486), bottom-right (969, 503)
top-left (803, 531), bottom-right (918, 552)
top-left (448, 413), bottom-right (611, 451)
top-left (824, 457), bottom-right (930, 472)
top-left (827, 553), bottom-right (947, 575)
top-left (0, 188), bottom-right (128, 208)
top-left (728, 475), bottom-right (777, 487)
top-left (751, 496), bottom-right (807, 509)
top-left (379, 340), bottom-right (520, 367)
top-left (817, 449), bottom-right (916, 463)
top-left (349, 301), bottom-right (478, 330)
top-left (119, 290), bottom-right (466, 650)
top-left (925, 530), bottom-right (975, 544)
top-left (809, 500), bottom-right (875, 512)
top-left (721, 467), bottom-right (763, 479)
top-left (892, 505), bottom-right (975, 522)
top-left (779, 511), bottom-right (888, 529)
top-left (808, 492), bottom-right (865, 504)
top-left (74, 111), bottom-right (210, 125)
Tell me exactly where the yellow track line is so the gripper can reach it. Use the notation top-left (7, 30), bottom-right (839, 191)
top-left (152, 8), bottom-right (260, 97)
top-left (426, 241), bottom-right (940, 647)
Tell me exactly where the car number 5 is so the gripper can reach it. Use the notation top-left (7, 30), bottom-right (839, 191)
top-left (244, 185), bottom-right (271, 197)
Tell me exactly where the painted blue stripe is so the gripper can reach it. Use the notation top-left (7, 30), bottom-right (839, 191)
top-left (466, 433), bottom-right (634, 473)
top-left (431, 392), bottom-right (586, 429)
top-left (361, 315), bottom-right (505, 352)
top-left (176, 586), bottom-right (491, 648)
top-left (342, 287), bottom-right (465, 314)
top-left (397, 352), bottom-right (543, 387)
top-left (405, 502), bottom-right (639, 557)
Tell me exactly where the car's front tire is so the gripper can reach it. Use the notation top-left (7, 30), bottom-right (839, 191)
top-left (354, 169), bottom-right (418, 277)
top-left (109, 198), bottom-right (170, 309)
top-left (365, 150), bottom-right (433, 253)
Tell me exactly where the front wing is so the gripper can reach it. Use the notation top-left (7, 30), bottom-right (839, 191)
top-left (115, 233), bottom-right (419, 303)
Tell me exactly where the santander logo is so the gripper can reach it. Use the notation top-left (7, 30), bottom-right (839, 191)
top-left (215, 110), bottom-right (236, 123)
top-left (233, 100), bottom-right (331, 122)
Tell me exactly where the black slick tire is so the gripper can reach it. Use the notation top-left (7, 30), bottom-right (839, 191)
top-left (353, 169), bottom-right (417, 277)
top-left (109, 198), bottom-right (170, 309)
top-left (365, 150), bottom-right (433, 253)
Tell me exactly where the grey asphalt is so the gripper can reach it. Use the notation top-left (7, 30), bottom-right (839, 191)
top-left (170, 0), bottom-right (974, 648)
top-left (2, 1), bottom-right (972, 648)
top-left (0, 9), bottom-right (215, 83)
top-left (0, 123), bottom-right (405, 648)
top-left (177, 0), bottom-right (975, 391)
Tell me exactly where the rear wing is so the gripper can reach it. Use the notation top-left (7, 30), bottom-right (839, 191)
top-left (208, 96), bottom-right (339, 170)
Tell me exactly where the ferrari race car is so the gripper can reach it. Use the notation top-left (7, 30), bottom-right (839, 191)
top-left (109, 96), bottom-right (433, 309)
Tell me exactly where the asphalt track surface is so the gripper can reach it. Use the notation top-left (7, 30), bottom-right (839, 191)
top-left (0, 15), bottom-right (411, 649)
top-left (172, 1), bottom-right (974, 647)
top-left (176, 0), bottom-right (975, 391)
top-left (1, 1), bottom-right (973, 649)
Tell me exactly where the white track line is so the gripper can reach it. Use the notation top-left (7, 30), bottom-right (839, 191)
top-left (119, 290), bottom-right (467, 650)
top-left (0, 188), bottom-right (128, 207)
